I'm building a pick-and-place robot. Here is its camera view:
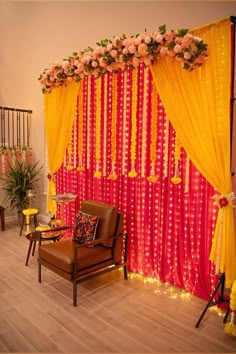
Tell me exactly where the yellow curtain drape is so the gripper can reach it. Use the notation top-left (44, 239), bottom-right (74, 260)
top-left (150, 17), bottom-right (236, 287)
top-left (44, 80), bottom-right (80, 214)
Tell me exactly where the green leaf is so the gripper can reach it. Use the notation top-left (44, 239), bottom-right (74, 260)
top-left (167, 42), bottom-right (175, 50)
top-left (158, 24), bottom-right (166, 35)
top-left (177, 29), bottom-right (189, 37)
top-left (0, 161), bottom-right (43, 212)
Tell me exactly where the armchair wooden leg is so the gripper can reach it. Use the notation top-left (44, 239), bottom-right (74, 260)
top-left (124, 265), bottom-right (128, 280)
top-left (73, 246), bottom-right (78, 306)
top-left (38, 263), bottom-right (42, 283)
top-left (73, 278), bottom-right (77, 307)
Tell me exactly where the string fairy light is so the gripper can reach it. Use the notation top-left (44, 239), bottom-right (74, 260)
top-left (56, 62), bottom-right (219, 302)
top-left (163, 117), bottom-right (169, 178)
top-left (140, 65), bottom-right (147, 178)
top-left (103, 74), bottom-right (108, 176)
top-left (184, 154), bottom-right (190, 193)
top-left (129, 272), bottom-right (192, 301)
top-left (128, 68), bottom-right (138, 178)
top-left (122, 70), bottom-right (128, 175)
top-left (108, 72), bottom-right (118, 180)
top-left (94, 76), bottom-right (102, 178)
top-left (86, 76), bottom-right (91, 170)
top-left (66, 140), bottom-right (73, 170)
top-left (77, 81), bottom-right (85, 171)
top-left (73, 108), bottom-right (77, 169)
top-left (171, 133), bottom-right (182, 184)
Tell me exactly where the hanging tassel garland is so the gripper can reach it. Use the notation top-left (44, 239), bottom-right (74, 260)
top-left (66, 141), bottom-right (73, 170)
top-left (147, 76), bottom-right (158, 183)
top-left (171, 133), bottom-right (182, 184)
top-left (86, 77), bottom-right (91, 170)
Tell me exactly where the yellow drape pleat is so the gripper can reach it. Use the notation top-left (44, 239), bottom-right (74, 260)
top-left (150, 17), bottom-right (236, 287)
top-left (44, 81), bottom-right (80, 214)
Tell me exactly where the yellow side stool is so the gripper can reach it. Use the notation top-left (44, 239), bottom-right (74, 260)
top-left (20, 208), bottom-right (39, 236)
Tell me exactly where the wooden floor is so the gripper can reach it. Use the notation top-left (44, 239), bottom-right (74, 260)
top-left (0, 219), bottom-right (236, 353)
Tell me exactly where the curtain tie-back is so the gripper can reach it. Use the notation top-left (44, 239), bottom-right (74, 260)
top-left (213, 192), bottom-right (236, 208)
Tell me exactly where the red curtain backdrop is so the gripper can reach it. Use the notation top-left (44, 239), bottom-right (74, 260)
top-left (54, 66), bottom-right (217, 300)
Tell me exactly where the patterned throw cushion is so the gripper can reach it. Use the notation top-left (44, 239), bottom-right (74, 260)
top-left (73, 211), bottom-right (98, 244)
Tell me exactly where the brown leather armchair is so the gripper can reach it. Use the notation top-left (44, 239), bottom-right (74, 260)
top-left (38, 200), bottom-right (128, 306)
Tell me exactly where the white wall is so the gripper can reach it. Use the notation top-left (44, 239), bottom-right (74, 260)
top-left (1, 0), bottom-right (236, 215)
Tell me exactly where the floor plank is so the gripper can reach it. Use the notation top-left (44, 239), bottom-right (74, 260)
top-left (1, 218), bottom-right (236, 353)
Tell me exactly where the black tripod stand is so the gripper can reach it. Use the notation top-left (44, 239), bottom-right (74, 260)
top-left (195, 273), bottom-right (230, 328)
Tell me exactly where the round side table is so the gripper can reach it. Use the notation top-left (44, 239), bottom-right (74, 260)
top-left (25, 231), bottom-right (60, 266)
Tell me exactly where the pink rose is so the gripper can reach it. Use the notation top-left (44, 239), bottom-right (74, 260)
top-left (184, 52), bottom-right (192, 60)
top-left (106, 43), bottom-right (113, 51)
top-left (77, 63), bottom-right (84, 71)
top-left (123, 48), bottom-right (128, 55)
top-left (175, 37), bottom-right (182, 45)
top-left (134, 37), bottom-right (142, 46)
top-left (81, 57), bottom-right (88, 64)
top-left (182, 35), bottom-right (192, 46)
top-left (94, 47), bottom-right (103, 56)
top-left (155, 34), bottom-right (163, 42)
top-left (174, 44), bottom-right (182, 53)
top-left (139, 33), bottom-right (145, 41)
top-left (123, 38), bottom-right (133, 47)
top-left (99, 58), bottom-right (107, 67)
top-left (110, 49), bottom-right (118, 58)
top-left (85, 55), bottom-right (91, 64)
top-left (91, 61), bottom-right (98, 68)
top-left (62, 61), bottom-right (70, 69)
top-left (144, 35), bottom-right (151, 44)
top-left (128, 45), bottom-right (136, 54)
top-left (138, 43), bottom-right (148, 55)
top-left (94, 47), bottom-right (105, 56)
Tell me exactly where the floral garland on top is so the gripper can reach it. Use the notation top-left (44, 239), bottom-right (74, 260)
top-left (38, 25), bottom-right (208, 94)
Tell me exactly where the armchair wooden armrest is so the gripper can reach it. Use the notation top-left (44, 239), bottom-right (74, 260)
top-left (39, 225), bottom-right (73, 233)
top-left (38, 225), bottom-right (72, 245)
